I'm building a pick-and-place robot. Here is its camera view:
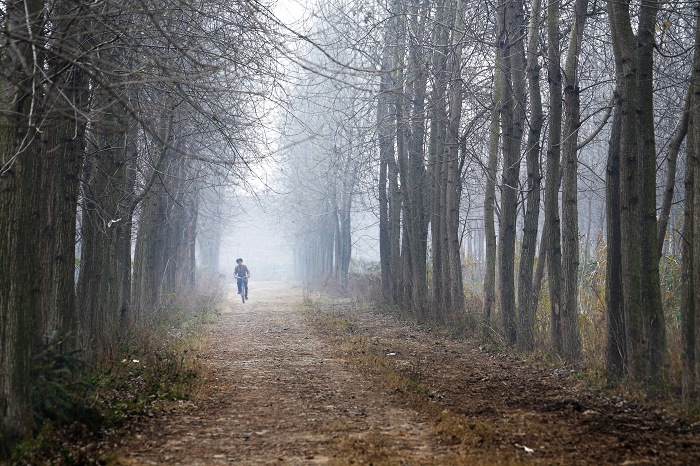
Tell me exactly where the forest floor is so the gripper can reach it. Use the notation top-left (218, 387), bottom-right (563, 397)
top-left (107, 281), bottom-right (700, 465)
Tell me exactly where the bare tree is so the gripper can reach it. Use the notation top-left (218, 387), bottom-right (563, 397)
top-left (516, 0), bottom-right (544, 352)
top-left (682, 3), bottom-right (700, 399)
top-left (497, 0), bottom-right (527, 345)
top-left (545, 0), bottom-right (565, 355)
top-left (0, 0), bottom-right (45, 443)
top-left (559, 0), bottom-right (588, 362)
top-left (607, 0), bottom-right (665, 384)
top-left (482, 64), bottom-right (501, 326)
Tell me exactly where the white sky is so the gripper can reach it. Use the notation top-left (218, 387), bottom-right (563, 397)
top-left (274, 0), bottom-right (310, 27)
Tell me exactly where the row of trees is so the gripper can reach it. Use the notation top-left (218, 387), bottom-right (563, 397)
top-left (274, 7), bottom-right (376, 291)
top-left (1, 0), bottom-right (278, 446)
top-left (282, 0), bottom-right (700, 396)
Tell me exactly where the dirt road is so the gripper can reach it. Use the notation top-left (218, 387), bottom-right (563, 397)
top-left (112, 281), bottom-right (700, 465)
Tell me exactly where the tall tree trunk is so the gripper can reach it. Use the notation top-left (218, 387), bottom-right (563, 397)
top-left (39, 10), bottom-right (90, 353)
top-left (395, 0), bottom-right (411, 306)
top-left (658, 92), bottom-right (690, 258)
top-left (444, 0), bottom-right (466, 312)
top-left (176, 172), bottom-right (197, 291)
top-left (132, 111), bottom-right (174, 319)
top-left (388, 132), bottom-right (403, 304)
top-left (607, 0), bottom-right (644, 381)
top-left (0, 0), bottom-right (45, 443)
top-left (483, 65), bottom-right (502, 326)
top-left (682, 4), bottom-right (700, 399)
top-left (337, 190), bottom-right (353, 291)
top-left (169, 157), bottom-right (196, 292)
top-left (332, 148), bottom-right (355, 293)
top-left (378, 67), bottom-right (394, 302)
top-left (430, 0), bottom-right (450, 314)
top-left (530, 221), bottom-right (550, 321)
top-left (682, 130), bottom-right (697, 399)
top-left (637, 0), bottom-right (666, 387)
top-left (546, 0), bottom-right (564, 354)
top-left (559, 0), bottom-right (588, 362)
top-left (389, 12), bottom-right (404, 305)
top-left (197, 186), bottom-right (224, 276)
top-left (403, 0), bottom-right (430, 315)
top-left (607, 0), bottom-right (665, 384)
top-left (606, 96), bottom-right (626, 379)
top-left (77, 97), bottom-right (134, 356)
top-left (516, 0), bottom-right (543, 352)
top-left (498, 0), bottom-right (527, 345)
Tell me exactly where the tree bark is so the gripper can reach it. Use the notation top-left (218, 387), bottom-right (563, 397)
top-left (559, 0), bottom-right (588, 362)
top-left (77, 95), bottom-right (135, 356)
top-left (638, 0), bottom-right (666, 387)
top-left (682, 4), bottom-right (700, 399)
top-left (482, 64), bottom-right (502, 326)
top-left (0, 0), bottom-right (45, 443)
top-left (38, 5), bottom-right (91, 354)
top-left (546, 0), bottom-right (564, 355)
top-left (132, 111), bottom-right (175, 318)
top-left (498, 0), bottom-right (527, 345)
top-left (444, 0), bottom-right (466, 312)
top-left (682, 127), bottom-right (697, 399)
top-left (607, 0), bottom-right (665, 384)
top-left (657, 92), bottom-right (689, 259)
top-left (402, 0), bottom-right (430, 315)
top-left (378, 59), bottom-right (394, 301)
top-left (197, 186), bottom-right (224, 276)
top-left (516, 0), bottom-right (543, 352)
top-left (429, 0), bottom-right (450, 314)
top-left (606, 95), bottom-right (626, 379)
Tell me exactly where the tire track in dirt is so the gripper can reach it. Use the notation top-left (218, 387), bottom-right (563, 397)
top-left (113, 281), bottom-right (456, 465)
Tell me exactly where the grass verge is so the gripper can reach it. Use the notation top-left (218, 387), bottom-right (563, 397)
top-left (7, 287), bottom-right (222, 465)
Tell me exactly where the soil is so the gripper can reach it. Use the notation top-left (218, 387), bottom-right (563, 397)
top-left (109, 281), bottom-right (700, 465)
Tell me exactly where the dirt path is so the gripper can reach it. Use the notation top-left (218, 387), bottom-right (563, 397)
top-left (113, 282), bottom-right (454, 464)
top-left (112, 281), bottom-right (700, 465)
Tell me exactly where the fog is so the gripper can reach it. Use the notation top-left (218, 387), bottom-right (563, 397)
top-left (218, 195), bottom-right (295, 281)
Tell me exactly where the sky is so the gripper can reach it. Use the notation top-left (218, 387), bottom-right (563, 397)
top-left (274, 0), bottom-right (310, 27)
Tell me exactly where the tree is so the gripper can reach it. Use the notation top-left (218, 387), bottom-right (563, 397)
top-left (398, 0), bottom-right (430, 314)
top-left (275, 7), bottom-right (373, 289)
top-left (0, 0), bottom-right (44, 444)
top-left (197, 185), bottom-right (226, 277)
top-left (497, 0), bottom-right (527, 345)
top-left (606, 102), bottom-right (626, 379)
top-left (559, 0), bottom-right (588, 362)
top-left (607, 0), bottom-right (665, 384)
top-left (428, 0), bottom-right (451, 312)
top-left (682, 2), bottom-right (700, 399)
top-left (546, 0), bottom-right (565, 355)
top-left (378, 0), bottom-right (403, 304)
top-left (37, 1), bottom-right (91, 354)
top-left (516, 0), bottom-right (544, 352)
top-left (482, 63), bottom-right (501, 325)
top-left (442, 0), bottom-right (467, 312)
top-left (76, 28), bottom-right (139, 353)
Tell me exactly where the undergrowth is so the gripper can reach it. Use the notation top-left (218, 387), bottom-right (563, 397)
top-left (309, 266), bottom-right (700, 422)
top-left (343, 241), bottom-right (690, 403)
top-left (7, 282), bottom-right (223, 465)
top-left (304, 291), bottom-right (700, 465)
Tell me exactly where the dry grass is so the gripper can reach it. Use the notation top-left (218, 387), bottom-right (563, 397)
top-left (303, 303), bottom-right (523, 465)
top-left (8, 278), bottom-right (225, 465)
